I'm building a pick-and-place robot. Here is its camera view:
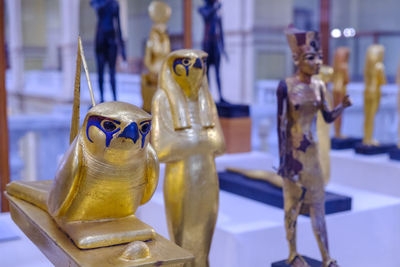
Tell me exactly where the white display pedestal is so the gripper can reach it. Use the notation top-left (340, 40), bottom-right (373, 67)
top-left (331, 149), bottom-right (400, 197)
top-left (138, 186), bottom-right (400, 267)
top-left (138, 152), bottom-right (400, 267)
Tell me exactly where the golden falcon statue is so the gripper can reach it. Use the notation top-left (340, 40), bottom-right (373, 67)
top-left (151, 49), bottom-right (225, 267)
top-left (277, 27), bottom-right (351, 267)
top-left (141, 1), bottom-right (171, 113)
top-left (6, 38), bottom-right (193, 266)
top-left (362, 44), bottom-right (386, 146)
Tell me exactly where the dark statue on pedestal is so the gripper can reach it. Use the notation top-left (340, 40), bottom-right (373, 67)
top-left (199, 0), bottom-right (250, 153)
top-left (91, 0), bottom-right (126, 103)
top-left (199, 0), bottom-right (228, 103)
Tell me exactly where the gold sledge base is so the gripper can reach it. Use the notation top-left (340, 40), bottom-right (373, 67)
top-left (6, 193), bottom-right (193, 267)
top-left (59, 215), bottom-right (156, 249)
top-left (6, 180), bottom-right (156, 249)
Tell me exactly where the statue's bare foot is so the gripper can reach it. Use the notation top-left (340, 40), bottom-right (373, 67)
top-left (324, 259), bottom-right (339, 267)
top-left (288, 254), bottom-right (311, 267)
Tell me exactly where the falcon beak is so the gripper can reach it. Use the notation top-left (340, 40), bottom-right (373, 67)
top-left (118, 122), bottom-right (139, 143)
top-left (193, 58), bottom-right (202, 69)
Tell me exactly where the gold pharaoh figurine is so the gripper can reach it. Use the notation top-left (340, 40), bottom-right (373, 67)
top-left (278, 28), bottom-right (351, 267)
top-left (363, 44), bottom-right (386, 145)
top-left (5, 38), bottom-right (193, 266)
top-left (332, 47), bottom-right (350, 138)
top-left (151, 49), bottom-right (225, 267)
top-left (141, 1), bottom-right (171, 113)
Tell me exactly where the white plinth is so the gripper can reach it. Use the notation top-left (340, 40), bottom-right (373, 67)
top-left (331, 149), bottom-right (400, 197)
top-left (138, 186), bottom-right (400, 267)
top-left (138, 152), bottom-right (400, 267)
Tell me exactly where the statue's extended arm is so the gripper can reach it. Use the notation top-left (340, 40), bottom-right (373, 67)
top-left (320, 82), bottom-right (351, 123)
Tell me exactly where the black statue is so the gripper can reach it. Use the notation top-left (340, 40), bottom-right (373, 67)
top-left (91, 0), bottom-right (126, 102)
top-left (199, 0), bottom-right (228, 103)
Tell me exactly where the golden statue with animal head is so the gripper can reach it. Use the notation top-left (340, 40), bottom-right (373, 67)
top-left (6, 37), bottom-right (193, 267)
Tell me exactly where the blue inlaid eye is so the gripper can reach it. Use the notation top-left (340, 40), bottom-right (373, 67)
top-left (139, 120), bottom-right (152, 148)
top-left (86, 115), bottom-right (121, 147)
top-left (140, 123), bottom-right (151, 134)
top-left (102, 120), bottom-right (117, 132)
top-left (173, 57), bottom-right (190, 76)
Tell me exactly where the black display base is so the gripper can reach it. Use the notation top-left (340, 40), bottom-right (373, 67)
top-left (389, 148), bottom-right (400, 161)
top-left (354, 143), bottom-right (397, 155)
top-left (331, 137), bottom-right (362, 150)
top-left (216, 102), bottom-right (250, 118)
top-left (218, 171), bottom-right (352, 215)
top-left (272, 256), bottom-right (321, 267)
